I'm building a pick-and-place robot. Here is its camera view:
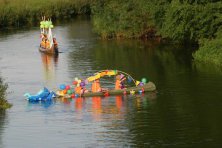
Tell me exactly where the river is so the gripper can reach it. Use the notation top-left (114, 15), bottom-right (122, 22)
top-left (0, 16), bottom-right (222, 147)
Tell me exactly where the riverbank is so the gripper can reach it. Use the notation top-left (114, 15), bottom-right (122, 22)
top-left (0, 77), bottom-right (12, 110)
top-left (0, 0), bottom-right (91, 28)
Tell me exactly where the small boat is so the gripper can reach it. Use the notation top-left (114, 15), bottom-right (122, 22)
top-left (39, 17), bottom-right (59, 55)
top-left (39, 44), bottom-right (58, 55)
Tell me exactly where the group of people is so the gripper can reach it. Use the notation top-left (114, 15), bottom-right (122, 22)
top-left (74, 74), bottom-right (126, 96)
top-left (40, 34), bottom-right (58, 50)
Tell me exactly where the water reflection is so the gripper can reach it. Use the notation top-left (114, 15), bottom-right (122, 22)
top-left (75, 97), bottom-right (84, 111)
top-left (0, 110), bottom-right (7, 148)
top-left (40, 53), bottom-right (59, 81)
top-left (26, 100), bottom-right (56, 110)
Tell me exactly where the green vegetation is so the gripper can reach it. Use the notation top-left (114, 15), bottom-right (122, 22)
top-left (1, 0), bottom-right (222, 65)
top-left (91, 0), bottom-right (222, 66)
top-left (91, 0), bottom-right (153, 39)
top-left (0, 77), bottom-right (12, 110)
top-left (0, 0), bottom-right (91, 28)
top-left (193, 37), bottom-right (222, 66)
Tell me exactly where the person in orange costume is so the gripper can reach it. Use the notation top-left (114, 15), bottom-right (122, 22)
top-left (91, 79), bottom-right (102, 92)
top-left (75, 85), bottom-right (82, 95)
top-left (115, 75), bottom-right (126, 90)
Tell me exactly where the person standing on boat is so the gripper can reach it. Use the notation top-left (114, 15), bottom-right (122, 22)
top-left (115, 74), bottom-right (126, 90)
top-left (40, 34), bottom-right (46, 48)
top-left (53, 37), bottom-right (59, 54)
top-left (91, 79), bottom-right (102, 92)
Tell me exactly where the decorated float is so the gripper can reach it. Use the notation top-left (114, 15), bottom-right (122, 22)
top-left (56, 70), bottom-right (156, 98)
top-left (39, 17), bottom-right (58, 54)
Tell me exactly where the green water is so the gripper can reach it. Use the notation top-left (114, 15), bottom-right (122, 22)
top-left (0, 16), bottom-right (222, 147)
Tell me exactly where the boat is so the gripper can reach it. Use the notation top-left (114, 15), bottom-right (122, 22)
top-left (39, 17), bottom-right (59, 55)
top-left (39, 45), bottom-right (58, 55)
top-left (56, 70), bottom-right (157, 98)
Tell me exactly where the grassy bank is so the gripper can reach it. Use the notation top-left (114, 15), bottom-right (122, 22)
top-left (0, 0), bottom-right (91, 28)
top-left (0, 77), bottom-right (12, 110)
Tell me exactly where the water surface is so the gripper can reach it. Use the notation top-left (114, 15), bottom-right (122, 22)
top-left (0, 17), bottom-right (222, 147)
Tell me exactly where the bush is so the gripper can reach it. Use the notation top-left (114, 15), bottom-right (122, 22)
top-left (0, 77), bottom-right (12, 110)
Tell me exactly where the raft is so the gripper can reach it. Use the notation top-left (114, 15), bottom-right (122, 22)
top-left (58, 81), bottom-right (156, 98)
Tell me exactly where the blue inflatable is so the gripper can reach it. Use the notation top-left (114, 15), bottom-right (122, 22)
top-left (24, 87), bottom-right (57, 102)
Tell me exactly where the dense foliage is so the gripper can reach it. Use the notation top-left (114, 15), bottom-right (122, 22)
top-left (91, 0), bottom-right (154, 39)
top-left (0, 77), bottom-right (12, 110)
top-left (0, 0), bottom-right (91, 28)
top-left (91, 0), bottom-right (222, 65)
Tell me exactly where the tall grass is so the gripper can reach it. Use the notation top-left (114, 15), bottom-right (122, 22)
top-left (0, 0), bottom-right (91, 28)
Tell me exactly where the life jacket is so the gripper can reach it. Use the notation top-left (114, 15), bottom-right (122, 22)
top-left (92, 81), bottom-right (101, 92)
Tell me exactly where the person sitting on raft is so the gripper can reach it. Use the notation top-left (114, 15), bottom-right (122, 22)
top-left (115, 74), bottom-right (126, 90)
top-left (75, 84), bottom-right (88, 96)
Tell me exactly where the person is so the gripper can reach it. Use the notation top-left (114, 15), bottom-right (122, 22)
top-left (53, 37), bottom-right (58, 48)
top-left (91, 79), bottom-right (108, 93)
top-left (40, 35), bottom-right (45, 48)
top-left (53, 37), bottom-right (59, 54)
top-left (45, 38), bottom-right (50, 49)
top-left (91, 79), bottom-right (102, 92)
top-left (115, 74), bottom-right (126, 90)
top-left (75, 83), bottom-right (88, 97)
